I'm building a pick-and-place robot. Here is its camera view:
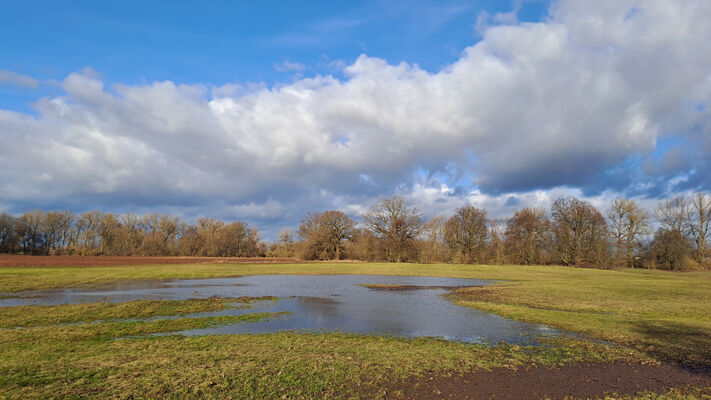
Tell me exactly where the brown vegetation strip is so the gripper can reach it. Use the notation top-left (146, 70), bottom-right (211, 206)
top-left (389, 362), bottom-right (711, 400)
top-left (0, 255), bottom-right (295, 267)
top-left (365, 284), bottom-right (467, 291)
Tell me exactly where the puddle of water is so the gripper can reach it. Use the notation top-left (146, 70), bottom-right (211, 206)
top-left (1, 275), bottom-right (561, 344)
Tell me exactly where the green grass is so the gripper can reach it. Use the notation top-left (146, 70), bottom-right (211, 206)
top-left (0, 297), bottom-right (279, 328)
top-left (0, 315), bottom-right (645, 399)
top-left (1, 262), bottom-right (708, 364)
top-left (0, 262), bottom-right (709, 398)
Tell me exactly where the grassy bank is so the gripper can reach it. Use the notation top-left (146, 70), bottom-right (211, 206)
top-left (0, 262), bottom-right (709, 398)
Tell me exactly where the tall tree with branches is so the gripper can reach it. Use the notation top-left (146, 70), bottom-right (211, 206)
top-left (443, 204), bottom-right (489, 264)
top-left (362, 196), bottom-right (422, 262)
top-left (504, 207), bottom-right (551, 265)
top-left (551, 197), bottom-right (609, 266)
top-left (607, 199), bottom-right (650, 267)
top-left (299, 210), bottom-right (355, 260)
top-left (686, 192), bottom-right (711, 265)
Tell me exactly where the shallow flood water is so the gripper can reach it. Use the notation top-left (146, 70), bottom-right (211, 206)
top-left (2, 275), bottom-right (561, 344)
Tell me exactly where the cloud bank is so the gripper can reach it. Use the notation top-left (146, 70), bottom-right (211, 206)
top-left (1, 0), bottom-right (710, 237)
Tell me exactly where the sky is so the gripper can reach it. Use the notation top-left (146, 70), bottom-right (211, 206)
top-left (1, 0), bottom-right (710, 239)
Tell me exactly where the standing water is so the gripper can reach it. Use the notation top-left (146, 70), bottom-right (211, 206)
top-left (1, 275), bottom-right (561, 344)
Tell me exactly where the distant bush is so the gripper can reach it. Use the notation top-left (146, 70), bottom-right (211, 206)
top-left (648, 229), bottom-right (697, 271)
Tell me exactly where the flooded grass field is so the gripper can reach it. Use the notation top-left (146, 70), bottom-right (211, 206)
top-left (1, 262), bottom-right (709, 399)
top-left (2, 275), bottom-right (560, 344)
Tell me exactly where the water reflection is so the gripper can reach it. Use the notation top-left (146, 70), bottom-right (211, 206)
top-left (2, 275), bottom-right (561, 344)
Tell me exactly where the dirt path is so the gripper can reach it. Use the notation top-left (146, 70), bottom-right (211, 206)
top-left (0, 255), bottom-right (295, 267)
top-left (389, 362), bottom-right (711, 399)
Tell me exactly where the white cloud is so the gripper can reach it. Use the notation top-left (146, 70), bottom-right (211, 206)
top-left (0, 69), bottom-right (40, 88)
top-left (1, 0), bottom-right (710, 236)
top-left (475, 0), bottom-right (523, 35)
top-left (274, 61), bottom-right (307, 72)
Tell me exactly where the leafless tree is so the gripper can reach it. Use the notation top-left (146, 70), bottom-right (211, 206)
top-left (17, 210), bottom-right (46, 255)
top-left (76, 211), bottom-right (103, 255)
top-left (177, 224), bottom-right (204, 256)
top-left (196, 217), bottom-right (225, 257)
top-left (443, 204), bottom-right (489, 264)
top-left (504, 207), bottom-right (551, 265)
top-left (345, 228), bottom-right (383, 262)
top-left (299, 210), bottom-right (355, 260)
top-left (98, 213), bottom-right (122, 255)
top-left (607, 199), bottom-right (650, 267)
top-left (418, 215), bottom-right (449, 263)
top-left (121, 213), bottom-right (144, 255)
top-left (656, 196), bottom-right (689, 234)
top-left (649, 228), bottom-right (694, 271)
top-left (269, 229), bottom-right (295, 257)
top-left (43, 211), bottom-right (75, 254)
top-left (488, 218), bottom-right (506, 265)
top-left (362, 196), bottom-right (422, 262)
top-left (551, 197), bottom-right (609, 266)
top-left (686, 192), bottom-right (711, 265)
top-left (0, 212), bottom-right (19, 253)
top-left (155, 214), bottom-right (179, 255)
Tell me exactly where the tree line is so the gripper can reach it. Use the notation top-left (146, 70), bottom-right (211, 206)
top-left (1, 193), bottom-right (709, 270)
top-left (273, 193), bottom-right (711, 271)
top-left (0, 211), bottom-right (262, 257)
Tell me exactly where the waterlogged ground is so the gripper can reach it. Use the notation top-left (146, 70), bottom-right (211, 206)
top-left (1, 274), bottom-right (560, 344)
top-left (2, 263), bottom-right (710, 399)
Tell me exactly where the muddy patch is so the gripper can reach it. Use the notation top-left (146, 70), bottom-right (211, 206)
top-left (389, 361), bottom-right (711, 399)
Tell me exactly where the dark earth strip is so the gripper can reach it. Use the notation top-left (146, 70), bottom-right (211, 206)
top-left (0, 255), bottom-right (295, 267)
top-left (388, 361), bottom-right (711, 400)
top-left (364, 284), bottom-right (467, 291)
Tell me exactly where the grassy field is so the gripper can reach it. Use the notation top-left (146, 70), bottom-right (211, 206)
top-left (0, 262), bottom-right (709, 398)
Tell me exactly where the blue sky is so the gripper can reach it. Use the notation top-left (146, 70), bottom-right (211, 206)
top-left (1, 0), bottom-right (710, 239)
top-left (0, 0), bottom-right (548, 110)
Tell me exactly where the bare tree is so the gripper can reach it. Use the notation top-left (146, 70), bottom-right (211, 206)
top-left (362, 196), bottom-right (422, 262)
top-left (443, 204), bottom-right (489, 264)
top-left (55, 211), bottom-right (76, 251)
top-left (299, 210), bottom-right (355, 260)
top-left (504, 207), bottom-right (551, 265)
top-left (418, 215), bottom-right (449, 263)
top-left (488, 218), bottom-right (506, 265)
top-left (270, 229), bottom-right (295, 257)
top-left (139, 213), bottom-right (160, 234)
top-left (0, 212), bottom-right (19, 253)
top-left (656, 196), bottom-right (689, 234)
top-left (196, 217), bottom-right (224, 257)
top-left (177, 224), bottom-right (204, 256)
top-left (345, 228), bottom-right (383, 262)
top-left (41, 211), bottom-right (75, 254)
top-left (649, 228), bottom-right (694, 271)
top-left (17, 210), bottom-right (46, 255)
top-left (551, 197), bottom-right (609, 266)
top-left (607, 199), bottom-right (650, 267)
top-left (156, 214), bottom-right (180, 255)
top-left (98, 213), bottom-right (122, 255)
top-left (76, 211), bottom-right (103, 255)
top-left (121, 213), bottom-right (144, 255)
top-left (686, 192), bottom-right (711, 265)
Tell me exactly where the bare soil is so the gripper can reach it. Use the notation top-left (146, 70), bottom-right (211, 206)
top-left (365, 284), bottom-right (466, 291)
top-left (0, 255), bottom-right (295, 267)
top-left (388, 361), bottom-right (711, 399)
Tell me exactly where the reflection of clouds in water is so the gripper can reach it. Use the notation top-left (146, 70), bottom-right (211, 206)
top-left (2, 275), bottom-right (565, 345)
